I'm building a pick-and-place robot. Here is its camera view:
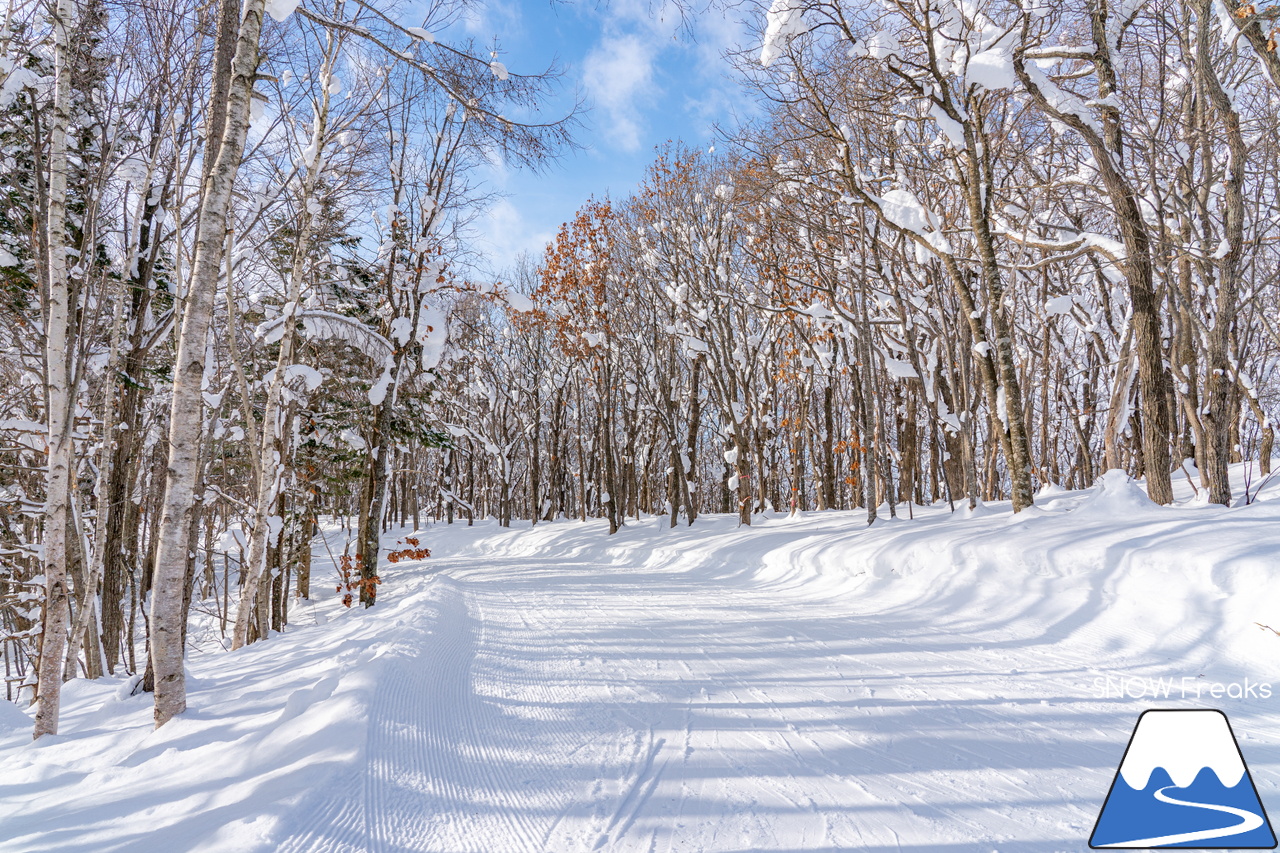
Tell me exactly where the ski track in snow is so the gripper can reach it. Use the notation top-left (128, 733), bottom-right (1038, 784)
top-left (4, 472), bottom-right (1280, 852)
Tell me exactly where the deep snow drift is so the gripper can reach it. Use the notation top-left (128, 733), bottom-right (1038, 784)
top-left (3, 468), bottom-right (1280, 852)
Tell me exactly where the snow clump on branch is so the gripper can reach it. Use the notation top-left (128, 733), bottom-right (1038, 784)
top-left (760, 0), bottom-right (809, 67)
top-left (264, 0), bottom-right (301, 23)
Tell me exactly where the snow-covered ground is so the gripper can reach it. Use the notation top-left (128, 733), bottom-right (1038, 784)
top-left (3, 468), bottom-right (1280, 852)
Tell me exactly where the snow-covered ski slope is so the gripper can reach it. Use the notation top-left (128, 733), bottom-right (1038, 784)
top-left (4, 469), bottom-right (1280, 852)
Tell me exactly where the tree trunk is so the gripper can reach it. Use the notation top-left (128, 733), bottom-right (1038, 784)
top-left (1223, 0), bottom-right (1280, 91)
top-left (684, 359), bottom-right (702, 525)
top-left (1104, 333), bottom-right (1137, 472)
top-left (1015, 19), bottom-right (1174, 504)
top-left (231, 64), bottom-right (330, 645)
top-left (150, 0), bottom-right (266, 727)
top-left (1194, 0), bottom-right (1245, 506)
top-left (296, 515), bottom-right (313, 600)
top-left (33, 0), bottom-right (78, 740)
top-left (820, 381), bottom-right (837, 510)
top-left (958, 109), bottom-right (1035, 511)
top-left (358, 397), bottom-right (392, 606)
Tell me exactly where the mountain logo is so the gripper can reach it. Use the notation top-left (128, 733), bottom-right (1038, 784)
top-left (1090, 709), bottom-right (1276, 848)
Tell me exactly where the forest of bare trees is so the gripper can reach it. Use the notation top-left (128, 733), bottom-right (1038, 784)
top-left (0, 0), bottom-right (574, 734)
top-left (1, 0), bottom-right (1278, 741)
top-left (429, 0), bottom-right (1280, 527)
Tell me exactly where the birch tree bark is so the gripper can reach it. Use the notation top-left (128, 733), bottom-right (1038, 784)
top-left (150, 0), bottom-right (265, 727)
top-left (32, 0), bottom-right (78, 740)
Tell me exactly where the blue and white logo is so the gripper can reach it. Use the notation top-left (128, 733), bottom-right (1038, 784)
top-left (1091, 709), bottom-right (1276, 848)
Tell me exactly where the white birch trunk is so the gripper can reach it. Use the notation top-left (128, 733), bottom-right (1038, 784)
top-left (230, 57), bottom-right (334, 650)
top-left (65, 271), bottom-right (127, 679)
top-left (33, 0), bottom-right (78, 740)
top-left (150, 0), bottom-right (266, 728)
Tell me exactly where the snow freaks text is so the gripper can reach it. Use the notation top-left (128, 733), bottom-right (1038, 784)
top-left (1093, 677), bottom-right (1274, 701)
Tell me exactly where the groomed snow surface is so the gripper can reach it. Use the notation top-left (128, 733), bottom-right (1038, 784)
top-left (4, 467), bottom-right (1280, 852)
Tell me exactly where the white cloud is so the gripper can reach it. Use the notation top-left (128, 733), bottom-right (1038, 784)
top-left (582, 34), bottom-right (658, 153)
top-left (578, 2), bottom-right (757, 154)
top-left (458, 0), bottom-right (522, 43)
top-left (475, 198), bottom-right (554, 275)
top-left (454, 0), bottom-right (758, 271)
top-left (684, 12), bottom-right (758, 137)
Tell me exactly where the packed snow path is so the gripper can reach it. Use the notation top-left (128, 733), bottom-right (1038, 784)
top-left (4, 473), bottom-right (1280, 852)
top-left (308, 530), bottom-right (1099, 853)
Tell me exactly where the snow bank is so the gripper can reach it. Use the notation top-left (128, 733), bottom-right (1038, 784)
top-left (0, 531), bottom-right (446, 853)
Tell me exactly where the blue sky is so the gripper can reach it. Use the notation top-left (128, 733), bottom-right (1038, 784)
top-left (451, 0), bottom-right (760, 273)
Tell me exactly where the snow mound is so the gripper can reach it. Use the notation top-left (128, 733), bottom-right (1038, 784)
top-left (1035, 481), bottom-right (1067, 498)
top-left (1070, 468), bottom-right (1157, 518)
top-left (0, 695), bottom-right (30, 731)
